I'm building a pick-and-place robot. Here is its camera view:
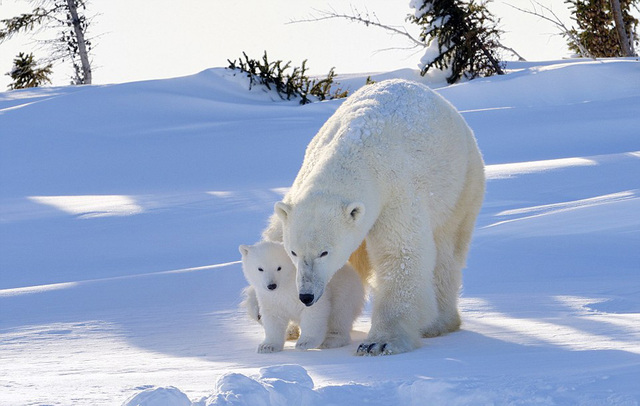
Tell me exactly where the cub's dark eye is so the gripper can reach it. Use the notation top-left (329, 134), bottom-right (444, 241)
top-left (258, 268), bottom-right (264, 272)
top-left (320, 251), bottom-right (328, 258)
top-left (291, 251), bottom-right (297, 257)
top-left (277, 266), bottom-right (281, 271)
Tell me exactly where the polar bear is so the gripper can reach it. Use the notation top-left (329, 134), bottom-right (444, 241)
top-left (239, 241), bottom-right (364, 353)
top-left (262, 79), bottom-right (485, 356)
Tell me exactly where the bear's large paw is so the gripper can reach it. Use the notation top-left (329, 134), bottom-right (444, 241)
top-left (355, 342), bottom-right (392, 356)
top-left (355, 338), bottom-right (415, 356)
top-left (257, 342), bottom-right (283, 353)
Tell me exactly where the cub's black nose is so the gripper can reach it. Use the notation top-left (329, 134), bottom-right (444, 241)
top-left (299, 293), bottom-right (314, 306)
top-left (267, 283), bottom-right (277, 290)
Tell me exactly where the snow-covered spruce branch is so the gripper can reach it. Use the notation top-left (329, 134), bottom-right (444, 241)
top-left (507, 0), bottom-right (595, 59)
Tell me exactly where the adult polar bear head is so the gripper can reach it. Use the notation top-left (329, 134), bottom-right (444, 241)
top-left (274, 197), bottom-right (367, 307)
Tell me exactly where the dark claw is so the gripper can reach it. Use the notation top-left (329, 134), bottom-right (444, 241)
top-left (357, 342), bottom-right (388, 355)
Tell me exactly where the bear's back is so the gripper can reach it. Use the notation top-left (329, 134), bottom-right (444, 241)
top-left (291, 79), bottom-right (475, 203)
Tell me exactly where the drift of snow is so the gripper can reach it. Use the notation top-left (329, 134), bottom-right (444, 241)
top-left (1, 58), bottom-right (639, 406)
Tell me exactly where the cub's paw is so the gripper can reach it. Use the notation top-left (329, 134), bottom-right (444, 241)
top-left (295, 337), bottom-right (322, 351)
top-left (257, 342), bottom-right (283, 353)
top-left (286, 323), bottom-right (301, 341)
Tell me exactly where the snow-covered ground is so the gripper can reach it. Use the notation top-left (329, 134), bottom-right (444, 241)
top-left (1, 59), bottom-right (639, 406)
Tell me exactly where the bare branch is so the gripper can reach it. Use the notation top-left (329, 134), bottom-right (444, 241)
top-left (289, 7), bottom-right (426, 49)
top-left (506, 0), bottom-right (595, 59)
top-left (497, 44), bottom-right (526, 61)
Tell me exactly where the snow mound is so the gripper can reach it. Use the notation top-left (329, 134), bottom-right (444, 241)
top-left (202, 365), bottom-right (317, 406)
top-left (117, 365), bottom-right (322, 406)
top-left (124, 364), bottom-right (640, 406)
top-left (125, 364), bottom-right (452, 406)
top-left (123, 386), bottom-right (191, 406)
top-left (441, 58), bottom-right (640, 111)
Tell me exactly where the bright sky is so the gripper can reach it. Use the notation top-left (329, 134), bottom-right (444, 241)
top-left (0, 0), bottom-right (572, 89)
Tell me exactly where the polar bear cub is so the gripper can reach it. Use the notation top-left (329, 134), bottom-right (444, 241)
top-left (239, 241), bottom-right (364, 353)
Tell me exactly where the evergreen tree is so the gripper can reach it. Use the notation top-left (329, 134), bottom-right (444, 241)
top-left (565, 0), bottom-right (638, 57)
top-left (7, 52), bottom-right (53, 90)
top-left (0, 0), bottom-right (94, 84)
top-left (409, 0), bottom-right (504, 84)
top-left (228, 51), bottom-right (347, 105)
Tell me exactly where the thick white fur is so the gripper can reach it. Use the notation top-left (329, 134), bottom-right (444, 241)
top-left (240, 286), bottom-right (301, 341)
top-left (263, 79), bottom-right (485, 355)
top-left (239, 241), bottom-right (364, 353)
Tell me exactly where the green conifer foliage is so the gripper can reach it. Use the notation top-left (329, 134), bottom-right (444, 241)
top-left (7, 52), bottom-right (53, 90)
top-left (409, 0), bottom-right (504, 84)
top-left (565, 0), bottom-right (638, 57)
top-left (228, 51), bottom-right (347, 105)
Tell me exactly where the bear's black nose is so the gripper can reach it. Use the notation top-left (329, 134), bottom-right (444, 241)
top-left (299, 293), bottom-right (314, 306)
top-left (267, 283), bottom-right (277, 290)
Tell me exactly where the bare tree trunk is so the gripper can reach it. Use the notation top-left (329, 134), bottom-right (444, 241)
top-left (609, 0), bottom-right (634, 56)
top-left (66, 0), bottom-right (92, 84)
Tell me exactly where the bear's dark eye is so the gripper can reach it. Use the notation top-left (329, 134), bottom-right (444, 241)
top-left (320, 251), bottom-right (328, 258)
top-left (258, 268), bottom-right (264, 272)
top-left (291, 251), bottom-right (297, 257)
top-left (277, 266), bottom-right (281, 271)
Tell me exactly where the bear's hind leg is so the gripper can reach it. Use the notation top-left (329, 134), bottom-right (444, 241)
top-left (423, 151), bottom-right (485, 338)
top-left (421, 240), bottom-right (462, 337)
top-left (423, 187), bottom-right (483, 338)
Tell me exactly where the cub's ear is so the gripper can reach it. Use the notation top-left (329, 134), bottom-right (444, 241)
top-left (346, 202), bottom-right (365, 223)
top-left (274, 201), bottom-right (291, 222)
top-left (239, 244), bottom-right (251, 257)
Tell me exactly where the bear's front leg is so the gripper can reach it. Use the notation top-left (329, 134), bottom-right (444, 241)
top-left (295, 298), bottom-right (330, 350)
top-left (257, 314), bottom-right (288, 353)
top-left (357, 224), bottom-right (438, 356)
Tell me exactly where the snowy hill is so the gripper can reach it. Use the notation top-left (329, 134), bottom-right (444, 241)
top-left (1, 59), bottom-right (639, 405)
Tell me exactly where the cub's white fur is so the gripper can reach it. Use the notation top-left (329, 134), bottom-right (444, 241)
top-left (263, 79), bottom-right (485, 355)
top-left (239, 241), bottom-right (364, 353)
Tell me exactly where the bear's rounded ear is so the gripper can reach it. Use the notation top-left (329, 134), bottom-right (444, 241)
top-left (274, 201), bottom-right (291, 222)
top-left (346, 202), bottom-right (365, 224)
top-left (239, 244), bottom-right (250, 257)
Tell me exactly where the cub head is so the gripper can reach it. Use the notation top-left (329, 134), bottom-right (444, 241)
top-left (274, 197), bottom-right (367, 307)
top-left (239, 241), bottom-right (296, 293)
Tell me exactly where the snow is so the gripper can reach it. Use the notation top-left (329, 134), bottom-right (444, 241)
top-left (409, 0), bottom-right (433, 19)
top-left (1, 59), bottom-right (639, 405)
